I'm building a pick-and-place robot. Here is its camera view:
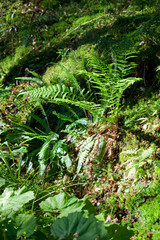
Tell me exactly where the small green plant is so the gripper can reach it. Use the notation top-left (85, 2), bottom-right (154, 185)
top-left (0, 142), bottom-right (27, 180)
top-left (119, 145), bottom-right (156, 180)
top-left (1, 1), bottom-right (160, 239)
top-left (4, 122), bottom-right (73, 177)
top-left (40, 192), bottom-right (96, 217)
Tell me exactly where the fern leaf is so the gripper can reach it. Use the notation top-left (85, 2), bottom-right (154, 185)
top-left (29, 113), bottom-right (50, 132)
top-left (76, 135), bottom-right (96, 175)
top-left (38, 133), bottom-right (59, 175)
top-left (28, 70), bottom-right (44, 81)
top-left (84, 50), bottom-right (142, 117)
top-left (50, 98), bottom-right (104, 119)
top-left (18, 84), bottom-right (77, 101)
top-left (52, 110), bottom-right (75, 123)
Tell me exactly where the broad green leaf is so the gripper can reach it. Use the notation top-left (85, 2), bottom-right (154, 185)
top-left (82, 198), bottom-right (96, 215)
top-left (106, 223), bottom-right (134, 240)
top-left (51, 211), bottom-right (108, 240)
top-left (15, 214), bottom-right (36, 237)
top-left (40, 193), bottom-right (96, 218)
top-left (58, 198), bottom-right (84, 218)
top-left (95, 213), bottom-right (105, 222)
top-left (40, 192), bottom-right (67, 212)
top-left (0, 213), bottom-right (36, 238)
top-left (0, 187), bottom-right (34, 217)
top-left (0, 218), bottom-right (17, 238)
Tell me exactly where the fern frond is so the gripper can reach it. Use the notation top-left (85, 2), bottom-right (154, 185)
top-left (19, 84), bottom-right (77, 101)
top-left (50, 98), bottom-right (104, 119)
top-left (0, 87), bottom-right (11, 98)
top-left (52, 110), bottom-right (75, 123)
top-left (84, 50), bottom-right (142, 117)
top-left (38, 133), bottom-right (58, 161)
top-left (76, 135), bottom-right (96, 175)
top-left (29, 112), bottom-right (50, 133)
top-left (17, 50), bottom-right (141, 124)
top-left (15, 77), bottom-right (42, 86)
top-left (28, 70), bottom-right (44, 81)
top-left (38, 132), bottom-right (59, 175)
top-left (19, 83), bottom-right (103, 119)
top-left (16, 71), bottom-right (45, 86)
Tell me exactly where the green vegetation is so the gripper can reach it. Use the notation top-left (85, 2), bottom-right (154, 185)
top-left (0, 0), bottom-right (160, 239)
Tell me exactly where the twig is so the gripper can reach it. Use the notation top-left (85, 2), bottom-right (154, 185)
top-left (62, 14), bottom-right (109, 40)
top-left (34, 182), bottom-right (86, 203)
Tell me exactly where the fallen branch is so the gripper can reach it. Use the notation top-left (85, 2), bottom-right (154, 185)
top-left (62, 14), bottom-right (109, 40)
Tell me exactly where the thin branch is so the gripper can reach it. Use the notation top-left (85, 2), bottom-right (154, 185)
top-left (62, 14), bottom-right (109, 40)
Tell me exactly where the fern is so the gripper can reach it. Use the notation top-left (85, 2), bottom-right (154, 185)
top-left (50, 98), bottom-right (104, 119)
top-left (52, 110), bottom-right (75, 123)
top-left (18, 51), bottom-right (142, 124)
top-left (85, 50), bottom-right (142, 118)
top-left (16, 70), bottom-right (47, 86)
top-left (0, 86), bottom-right (11, 98)
top-left (38, 132), bottom-right (59, 175)
top-left (19, 83), bottom-right (104, 120)
top-left (19, 84), bottom-right (76, 100)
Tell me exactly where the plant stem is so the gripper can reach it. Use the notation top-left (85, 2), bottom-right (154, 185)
top-left (0, 150), bottom-right (14, 180)
top-left (2, 229), bottom-right (7, 240)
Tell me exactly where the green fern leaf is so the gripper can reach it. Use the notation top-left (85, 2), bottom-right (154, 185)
top-left (52, 110), bottom-right (74, 123)
top-left (50, 98), bottom-right (104, 119)
top-left (38, 132), bottom-right (59, 175)
top-left (18, 84), bottom-right (77, 101)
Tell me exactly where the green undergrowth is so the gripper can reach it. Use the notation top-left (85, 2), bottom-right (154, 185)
top-left (0, 0), bottom-right (160, 239)
top-left (122, 92), bottom-right (160, 131)
top-left (1, 0), bottom-right (160, 85)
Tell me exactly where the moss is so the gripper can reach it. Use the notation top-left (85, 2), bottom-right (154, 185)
top-left (0, 46), bottom-right (32, 83)
top-left (133, 196), bottom-right (160, 240)
top-left (42, 44), bottom-right (98, 84)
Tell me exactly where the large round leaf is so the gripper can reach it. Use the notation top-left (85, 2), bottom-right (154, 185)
top-left (40, 192), bottom-right (96, 218)
top-left (15, 214), bottom-right (36, 237)
top-left (50, 211), bottom-right (108, 240)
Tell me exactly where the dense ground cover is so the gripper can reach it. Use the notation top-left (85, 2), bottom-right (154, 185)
top-left (0, 0), bottom-right (160, 239)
